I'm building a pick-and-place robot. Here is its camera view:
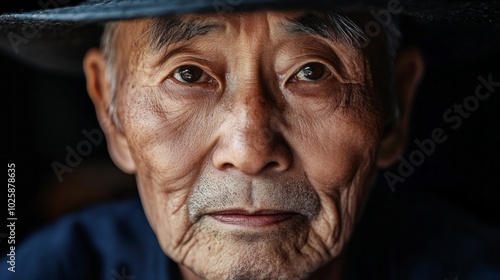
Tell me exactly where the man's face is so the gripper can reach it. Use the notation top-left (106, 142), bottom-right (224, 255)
top-left (99, 11), bottom-right (392, 279)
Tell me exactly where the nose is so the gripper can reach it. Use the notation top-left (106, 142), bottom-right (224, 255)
top-left (212, 85), bottom-right (292, 175)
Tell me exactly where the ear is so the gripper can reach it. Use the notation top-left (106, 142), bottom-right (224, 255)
top-left (377, 47), bottom-right (424, 168)
top-left (83, 48), bottom-right (136, 174)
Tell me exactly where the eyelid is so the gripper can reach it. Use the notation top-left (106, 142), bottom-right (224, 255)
top-left (155, 45), bottom-right (198, 67)
top-left (285, 60), bottom-right (336, 84)
top-left (155, 47), bottom-right (220, 81)
top-left (293, 63), bottom-right (331, 82)
top-left (163, 61), bottom-right (220, 85)
top-left (172, 65), bottom-right (211, 84)
top-left (161, 63), bottom-right (224, 98)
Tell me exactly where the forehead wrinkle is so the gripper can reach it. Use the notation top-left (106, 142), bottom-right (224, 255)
top-left (147, 16), bottom-right (223, 51)
top-left (281, 11), bottom-right (366, 48)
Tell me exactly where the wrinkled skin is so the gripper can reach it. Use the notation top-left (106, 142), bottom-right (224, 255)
top-left (84, 11), bottom-right (423, 280)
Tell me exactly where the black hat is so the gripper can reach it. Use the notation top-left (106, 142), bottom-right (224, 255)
top-left (0, 0), bottom-right (499, 72)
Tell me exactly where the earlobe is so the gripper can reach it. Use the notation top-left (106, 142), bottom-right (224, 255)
top-left (83, 48), bottom-right (137, 174)
top-left (377, 47), bottom-right (424, 168)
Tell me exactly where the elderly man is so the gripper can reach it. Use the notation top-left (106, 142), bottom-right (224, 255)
top-left (85, 11), bottom-right (420, 280)
top-left (1, 0), bottom-right (499, 279)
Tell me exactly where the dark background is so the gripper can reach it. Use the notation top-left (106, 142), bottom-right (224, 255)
top-left (1, 1), bottom-right (499, 256)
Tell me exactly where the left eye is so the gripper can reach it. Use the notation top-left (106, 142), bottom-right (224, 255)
top-left (173, 65), bottom-right (210, 83)
top-left (292, 63), bottom-right (330, 82)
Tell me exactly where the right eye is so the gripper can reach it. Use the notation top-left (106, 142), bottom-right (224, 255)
top-left (173, 65), bottom-right (211, 84)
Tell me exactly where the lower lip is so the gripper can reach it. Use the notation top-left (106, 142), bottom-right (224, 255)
top-left (209, 213), bottom-right (295, 227)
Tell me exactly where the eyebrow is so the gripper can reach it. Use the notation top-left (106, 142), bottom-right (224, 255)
top-left (146, 12), bottom-right (368, 75)
top-left (147, 16), bottom-right (221, 51)
top-left (283, 12), bottom-right (367, 48)
top-left (147, 12), bottom-right (366, 51)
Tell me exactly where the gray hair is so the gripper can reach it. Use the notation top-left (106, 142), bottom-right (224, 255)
top-left (100, 12), bottom-right (401, 129)
top-left (100, 21), bottom-right (121, 130)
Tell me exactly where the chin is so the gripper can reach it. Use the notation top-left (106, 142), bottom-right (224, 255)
top-left (172, 212), bottom-right (339, 280)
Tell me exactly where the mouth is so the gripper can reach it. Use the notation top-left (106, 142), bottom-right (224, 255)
top-left (208, 210), bottom-right (297, 227)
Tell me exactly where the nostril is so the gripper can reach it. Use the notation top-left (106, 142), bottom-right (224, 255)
top-left (221, 163), bottom-right (234, 170)
top-left (264, 161), bottom-right (280, 170)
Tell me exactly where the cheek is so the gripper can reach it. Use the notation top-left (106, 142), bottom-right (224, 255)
top-left (120, 85), bottom-right (218, 187)
top-left (285, 109), bottom-right (381, 252)
top-left (288, 111), bottom-right (380, 188)
top-left (117, 85), bottom-right (220, 248)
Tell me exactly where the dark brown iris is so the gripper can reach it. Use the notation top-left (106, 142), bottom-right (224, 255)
top-left (178, 66), bottom-right (203, 83)
top-left (301, 63), bottom-right (326, 81)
